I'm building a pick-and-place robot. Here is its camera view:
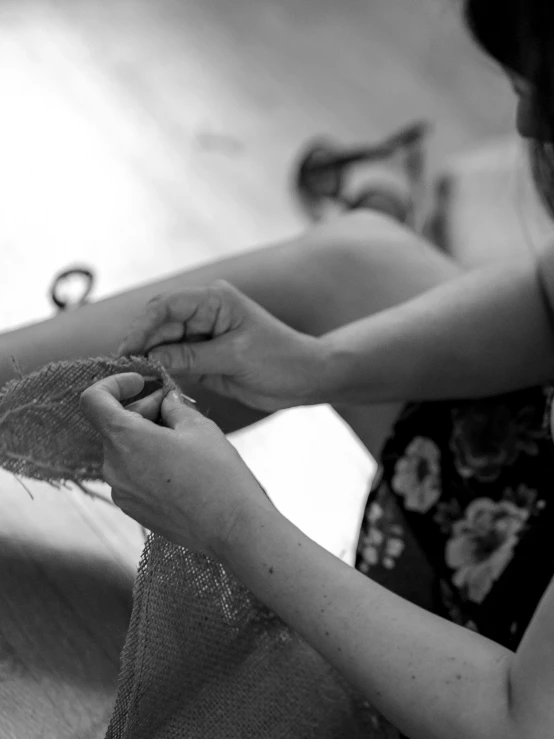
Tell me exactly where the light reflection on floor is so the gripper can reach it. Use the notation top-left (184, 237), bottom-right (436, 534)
top-left (229, 406), bottom-right (376, 565)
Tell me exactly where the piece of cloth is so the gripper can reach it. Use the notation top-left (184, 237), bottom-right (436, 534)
top-left (0, 356), bottom-right (178, 486)
top-left (356, 384), bottom-right (554, 652)
top-left (0, 357), bottom-right (399, 739)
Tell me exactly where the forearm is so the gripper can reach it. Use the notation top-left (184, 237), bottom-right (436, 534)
top-left (0, 216), bottom-right (344, 386)
top-left (0, 219), bottom-right (342, 430)
top-left (220, 502), bottom-right (515, 739)
top-left (0, 250), bottom-right (274, 378)
top-left (0, 234), bottom-right (317, 432)
top-left (320, 258), bottom-right (554, 405)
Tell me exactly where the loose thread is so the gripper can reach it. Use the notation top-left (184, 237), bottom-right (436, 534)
top-left (10, 355), bottom-right (24, 380)
top-left (73, 481), bottom-right (116, 507)
top-left (13, 474), bottom-right (35, 500)
top-left (4, 450), bottom-right (100, 480)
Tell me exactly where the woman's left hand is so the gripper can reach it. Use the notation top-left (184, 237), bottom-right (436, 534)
top-left (80, 372), bottom-right (271, 558)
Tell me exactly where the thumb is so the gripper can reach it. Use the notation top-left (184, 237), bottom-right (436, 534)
top-left (80, 372), bottom-right (145, 433)
top-left (160, 390), bottom-right (201, 430)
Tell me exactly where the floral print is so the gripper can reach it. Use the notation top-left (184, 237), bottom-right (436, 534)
top-left (433, 498), bottom-right (465, 535)
top-left (439, 579), bottom-right (479, 632)
top-left (391, 437), bottom-right (441, 512)
top-left (355, 388), bottom-right (553, 650)
top-left (450, 404), bottom-right (544, 482)
top-left (358, 499), bottom-right (405, 573)
top-left (445, 497), bottom-right (529, 603)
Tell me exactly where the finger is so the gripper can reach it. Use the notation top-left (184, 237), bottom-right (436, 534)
top-left (161, 390), bottom-right (204, 431)
top-left (117, 288), bottom-right (217, 356)
top-left (125, 388), bottom-right (165, 422)
top-left (149, 337), bottom-right (233, 375)
top-left (80, 373), bottom-right (145, 433)
top-left (141, 322), bottom-right (186, 354)
top-left (145, 328), bottom-right (211, 357)
top-left (117, 295), bottom-right (173, 356)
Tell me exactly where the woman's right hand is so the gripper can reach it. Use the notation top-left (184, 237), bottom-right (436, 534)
top-left (117, 280), bottom-right (330, 412)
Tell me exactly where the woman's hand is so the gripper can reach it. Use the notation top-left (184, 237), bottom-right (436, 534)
top-left (117, 280), bottom-right (330, 412)
top-left (80, 372), bottom-right (273, 558)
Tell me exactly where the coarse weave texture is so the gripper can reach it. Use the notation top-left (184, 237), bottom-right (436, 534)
top-left (0, 356), bottom-right (178, 488)
top-left (0, 357), bottom-right (400, 739)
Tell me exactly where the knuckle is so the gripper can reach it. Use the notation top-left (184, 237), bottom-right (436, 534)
top-left (166, 291), bottom-right (188, 315)
top-left (211, 278), bottom-right (231, 292)
top-left (146, 293), bottom-right (164, 308)
top-left (209, 280), bottom-right (237, 304)
top-left (205, 282), bottom-right (224, 307)
top-left (207, 280), bottom-right (245, 329)
top-left (146, 293), bottom-right (169, 321)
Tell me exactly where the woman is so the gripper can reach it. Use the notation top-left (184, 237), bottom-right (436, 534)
top-left (5, 1), bottom-right (554, 736)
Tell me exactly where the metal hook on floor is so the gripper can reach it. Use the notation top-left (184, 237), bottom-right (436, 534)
top-left (50, 267), bottom-right (95, 312)
top-left (292, 120), bottom-right (431, 220)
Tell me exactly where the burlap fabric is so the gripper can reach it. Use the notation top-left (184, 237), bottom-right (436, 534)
top-left (0, 357), bottom-right (400, 738)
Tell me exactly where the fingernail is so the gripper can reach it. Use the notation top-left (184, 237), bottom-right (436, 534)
top-left (167, 390), bottom-right (197, 405)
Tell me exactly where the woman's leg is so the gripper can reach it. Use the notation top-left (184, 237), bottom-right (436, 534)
top-left (0, 211), bottom-right (462, 457)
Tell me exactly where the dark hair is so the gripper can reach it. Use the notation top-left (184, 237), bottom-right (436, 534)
top-left (464, 0), bottom-right (554, 215)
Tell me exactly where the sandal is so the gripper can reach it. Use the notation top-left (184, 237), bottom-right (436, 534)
top-left (293, 120), bottom-right (430, 228)
top-left (50, 266), bottom-right (95, 311)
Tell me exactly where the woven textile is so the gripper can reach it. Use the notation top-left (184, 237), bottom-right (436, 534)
top-left (0, 356), bottom-right (177, 487)
top-left (0, 357), bottom-right (400, 739)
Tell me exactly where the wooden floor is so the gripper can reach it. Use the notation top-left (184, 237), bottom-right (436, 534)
top-left (0, 0), bottom-right (516, 736)
top-left (0, 0), bottom-right (515, 329)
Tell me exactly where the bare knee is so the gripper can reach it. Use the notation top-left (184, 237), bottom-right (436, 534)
top-left (301, 211), bottom-right (459, 333)
top-left (312, 210), bottom-right (448, 277)
top-left (314, 210), bottom-right (417, 250)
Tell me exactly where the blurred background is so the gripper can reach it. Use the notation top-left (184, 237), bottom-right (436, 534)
top-left (0, 1), bottom-right (529, 737)
top-left (0, 0), bottom-right (516, 329)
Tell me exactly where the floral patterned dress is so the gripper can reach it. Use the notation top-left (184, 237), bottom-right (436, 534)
top-left (355, 385), bottom-right (554, 653)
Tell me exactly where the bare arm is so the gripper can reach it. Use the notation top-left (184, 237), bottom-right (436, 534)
top-left (0, 228), bottom-right (330, 432)
top-left (220, 500), bottom-right (553, 739)
top-left (83, 355), bottom-right (554, 739)
top-left (322, 256), bottom-right (554, 404)
top-left (117, 253), bottom-right (554, 415)
top-left (3, 213), bottom-right (554, 417)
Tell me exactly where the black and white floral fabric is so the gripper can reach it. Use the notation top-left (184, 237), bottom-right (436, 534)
top-left (355, 386), bottom-right (554, 650)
